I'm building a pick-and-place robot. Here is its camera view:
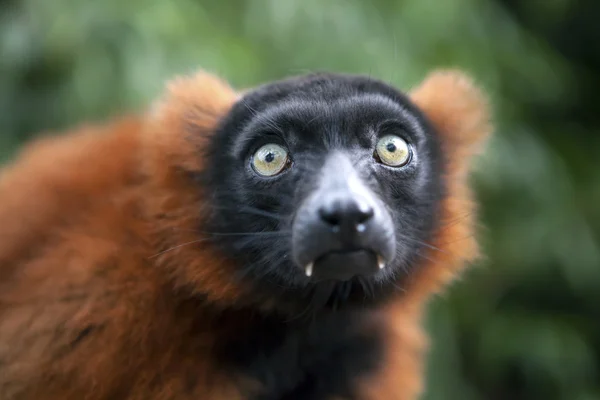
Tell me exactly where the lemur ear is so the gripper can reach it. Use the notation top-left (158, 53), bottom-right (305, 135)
top-left (409, 70), bottom-right (492, 176)
top-left (144, 70), bottom-right (240, 175)
top-left (140, 72), bottom-right (250, 306)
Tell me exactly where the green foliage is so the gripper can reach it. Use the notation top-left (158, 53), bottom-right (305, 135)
top-left (1, 0), bottom-right (599, 398)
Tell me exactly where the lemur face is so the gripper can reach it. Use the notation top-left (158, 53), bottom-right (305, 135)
top-left (201, 74), bottom-right (445, 310)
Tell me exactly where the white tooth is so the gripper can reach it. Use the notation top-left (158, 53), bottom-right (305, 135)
top-left (377, 256), bottom-right (385, 269)
top-left (305, 262), bottom-right (314, 277)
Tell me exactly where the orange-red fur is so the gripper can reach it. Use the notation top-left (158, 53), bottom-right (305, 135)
top-left (0, 70), bottom-right (490, 399)
top-left (356, 71), bottom-right (491, 400)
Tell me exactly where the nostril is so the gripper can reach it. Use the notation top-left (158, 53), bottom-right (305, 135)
top-left (318, 197), bottom-right (375, 228)
top-left (319, 206), bottom-right (342, 226)
top-left (356, 203), bottom-right (374, 223)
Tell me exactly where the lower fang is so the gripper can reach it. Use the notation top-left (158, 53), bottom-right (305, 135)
top-left (305, 262), bottom-right (314, 277)
top-left (377, 256), bottom-right (385, 269)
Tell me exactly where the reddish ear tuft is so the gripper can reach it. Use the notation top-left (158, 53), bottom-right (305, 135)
top-left (410, 70), bottom-right (492, 177)
top-left (395, 70), bottom-right (493, 308)
top-left (144, 70), bottom-right (239, 174)
top-left (140, 71), bottom-right (250, 306)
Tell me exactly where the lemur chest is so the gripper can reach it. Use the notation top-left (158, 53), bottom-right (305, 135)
top-left (219, 311), bottom-right (385, 400)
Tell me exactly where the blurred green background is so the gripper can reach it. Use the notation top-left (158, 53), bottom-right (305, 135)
top-left (1, 0), bottom-right (599, 399)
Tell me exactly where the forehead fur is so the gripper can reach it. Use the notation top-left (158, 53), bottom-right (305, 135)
top-left (143, 69), bottom-right (491, 309)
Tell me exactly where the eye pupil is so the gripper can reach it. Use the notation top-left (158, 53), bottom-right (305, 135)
top-left (252, 143), bottom-right (290, 177)
top-left (375, 134), bottom-right (411, 167)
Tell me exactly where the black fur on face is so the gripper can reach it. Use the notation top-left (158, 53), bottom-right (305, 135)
top-left (200, 73), bottom-right (445, 314)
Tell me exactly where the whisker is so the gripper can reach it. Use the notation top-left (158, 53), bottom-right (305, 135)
top-left (209, 205), bottom-right (289, 221)
top-left (400, 236), bottom-right (450, 255)
top-left (357, 279), bottom-right (370, 300)
top-left (391, 282), bottom-right (406, 293)
top-left (235, 245), bottom-right (290, 278)
top-left (241, 100), bottom-right (284, 134)
top-left (359, 278), bottom-right (375, 299)
top-left (440, 212), bottom-right (475, 227)
top-left (221, 194), bottom-right (295, 204)
top-left (437, 233), bottom-right (477, 246)
top-left (199, 230), bottom-right (291, 237)
top-left (168, 226), bottom-right (291, 238)
top-left (148, 238), bottom-right (213, 259)
top-left (415, 250), bottom-right (437, 264)
top-left (302, 114), bottom-right (323, 129)
top-left (285, 296), bottom-right (316, 323)
top-left (239, 207), bottom-right (289, 221)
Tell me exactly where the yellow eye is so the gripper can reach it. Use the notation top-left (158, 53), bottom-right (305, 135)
top-left (375, 135), bottom-right (411, 167)
top-left (251, 143), bottom-right (290, 176)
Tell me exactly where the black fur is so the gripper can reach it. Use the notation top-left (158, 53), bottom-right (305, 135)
top-left (200, 73), bottom-right (445, 314)
top-left (217, 310), bottom-right (384, 400)
top-left (195, 73), bottom-right (445, 398)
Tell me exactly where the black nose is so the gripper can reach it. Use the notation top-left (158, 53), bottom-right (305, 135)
top-left (318, 197), bottom-right (374, 229)
top-left (291, 151), bottom-right (396, 282)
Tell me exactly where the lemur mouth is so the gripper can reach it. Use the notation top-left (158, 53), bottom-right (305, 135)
top-left (305, 249), bottom-right (385, 282)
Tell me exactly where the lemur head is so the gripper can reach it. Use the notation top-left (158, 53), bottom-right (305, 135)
top-left (145, 70), bottom-right (491, 315)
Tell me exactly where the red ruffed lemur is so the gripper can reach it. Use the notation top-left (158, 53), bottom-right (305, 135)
top-left (0, 69), bottom-right (491, 400)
